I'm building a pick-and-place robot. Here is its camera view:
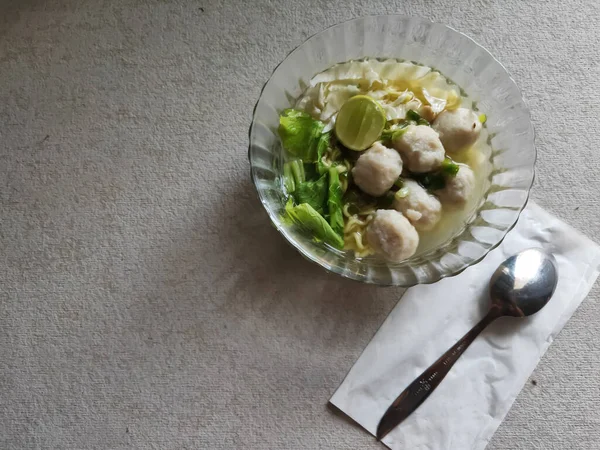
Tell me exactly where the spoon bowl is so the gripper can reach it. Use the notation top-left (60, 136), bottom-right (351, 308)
top-left (489, 248), bottom-right (558, 317)
top-left (377, 248), bottom-right (559, 441)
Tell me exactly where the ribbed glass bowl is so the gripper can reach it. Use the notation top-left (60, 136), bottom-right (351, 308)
top-left (248, 15), bottom-right (535, 286)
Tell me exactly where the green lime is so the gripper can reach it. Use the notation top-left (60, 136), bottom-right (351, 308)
top-left (335, 95), bottom-right (386, 151)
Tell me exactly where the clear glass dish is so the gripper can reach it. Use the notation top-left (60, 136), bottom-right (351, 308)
top-left (248, 15), bottom-right (535, 286)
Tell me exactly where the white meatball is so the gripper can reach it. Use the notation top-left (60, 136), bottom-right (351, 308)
top-left (352, 142), bottom-right (403, 197)
top-left (435, 164), bottom-right (476, 205)
top-left (432, 108), bottom-right (482, 153)
top-left (393, 179), bottom-right (442, 231)
top-left (392, 125), bottom-right (445, 173)
top-left (366, 209), bottom-right (419, 262)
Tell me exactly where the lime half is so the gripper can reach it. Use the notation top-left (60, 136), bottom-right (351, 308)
top-left (335, 95), bottom-right (386, 151)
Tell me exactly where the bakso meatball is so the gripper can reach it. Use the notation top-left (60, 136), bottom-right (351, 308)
top-left (393, 179), bottom-right (442, 231)
top-left (352, 142), bottom-right (403, 197)
top-left (366, 209), bottom-right (419, 262)
top-left (432, 108), bottom-right (482, 153)
top-left (435, 164), bottom-right (476, 205)
top-left (392, 125), bottom-right (445, 173)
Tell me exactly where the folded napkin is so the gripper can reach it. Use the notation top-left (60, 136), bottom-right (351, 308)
top-left (330, 202), bottom-right (600, 450)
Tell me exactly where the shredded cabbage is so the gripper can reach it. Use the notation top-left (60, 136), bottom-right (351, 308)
top-left (297, 59), bottom-right (462, 127)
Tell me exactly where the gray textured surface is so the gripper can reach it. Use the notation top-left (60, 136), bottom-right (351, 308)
top-left (1, 0), bottom-right (599, 449)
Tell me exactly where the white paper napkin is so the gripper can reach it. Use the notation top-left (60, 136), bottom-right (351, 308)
top-left (330, 202), bottom-right (600, 450)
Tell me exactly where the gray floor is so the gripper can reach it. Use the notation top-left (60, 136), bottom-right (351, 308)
top-left (1, 0), bottom-right (599, 448)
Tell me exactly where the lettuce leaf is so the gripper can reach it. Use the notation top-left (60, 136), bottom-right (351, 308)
top-left (278, 109), bottom-right (325, 162)
top-left (294, 175), bottom-right (328, 214)
top-left (284, 199), bottom-right (344, 249)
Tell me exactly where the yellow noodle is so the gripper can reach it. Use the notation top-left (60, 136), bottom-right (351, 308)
top-left (344, 216), bottom-right (360, 232)
top-left (342, 203), bottom-right (353, 218)
top-left (340, 176), bottom-right (348, 193)
top-left (354, 218), bottom-right (369, 227)
top-left (353, 232), bottom-right (365, 250)
top-left (342, 212), bottom-right (376, 258)
top-left (355, 247), bottom-right (374, 258)
top-left (320, 156), bottom-right (331, 169)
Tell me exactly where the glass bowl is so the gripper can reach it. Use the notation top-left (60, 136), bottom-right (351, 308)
top-left (248, 15), bottom-right (535, 286)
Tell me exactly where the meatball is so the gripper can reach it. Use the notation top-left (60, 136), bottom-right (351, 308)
top-left (432, 108), bottom-right (482, 153)
top-left (393, 179), bottom-right (442, 231)
top-left (352, 142), bottom-right (403, 197)
top-left (392, 125), bottom-right (445, 173)
top-left (435, 164), bottom-right (476, 205)
top-left (366, 209), bottom-right (419, 262)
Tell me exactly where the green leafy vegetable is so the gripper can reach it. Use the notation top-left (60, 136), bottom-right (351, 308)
top-left (316, 132), bottom-right (331, 175)
top-left (294, 175), bottom-right (328, 214)
top-left (284, 199), bottom-right (344, 249)
top-left (441, 157), bottom-right (460, 177)
top-left (381, 123), bottom-right (409, 142)
top-left (394, 177), bottom-right (404, 189)
top-left (283, 162), bottom-right (296, 193)
top-left (392, 127), bottom-right (409, 140)
top-left (414, 172), bottom-right (446, 191)
top-left (406, 109), bottom-right (430, 126)
top-left (316, 132), bottom-right (349, 176)
top-left (290, 159), bottom-right (305, 184)
top-left (405, 109), bottom-right (421, 122)
top-left (327, 168), bottom-right (344, 238)
top-left (278, 109), bottom-right (325, 162)
top-left (411, 158), bottom-right (459, 191)
top-left (283, 160), bottom-right (306, 193)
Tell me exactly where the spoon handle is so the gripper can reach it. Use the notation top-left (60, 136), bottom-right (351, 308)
top-left (376, 309), bottom-right (501, 441)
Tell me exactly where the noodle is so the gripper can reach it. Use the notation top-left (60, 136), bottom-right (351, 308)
top-left (342, 208), bottom-right (376, 258)
top-left (342, 203), bottom-right (353, 218)
top-left (352, 232), bottom-right (365, 250)
top-left (340, 175), bottom-right (348, 193)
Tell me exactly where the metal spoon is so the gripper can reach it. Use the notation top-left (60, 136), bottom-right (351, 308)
top-left (377, 248), bottom-right (559, 441)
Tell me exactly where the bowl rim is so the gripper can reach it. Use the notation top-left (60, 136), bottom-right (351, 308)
top-left (248, 14), bottom-right (536, 286)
